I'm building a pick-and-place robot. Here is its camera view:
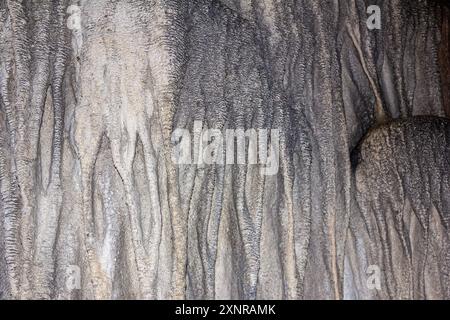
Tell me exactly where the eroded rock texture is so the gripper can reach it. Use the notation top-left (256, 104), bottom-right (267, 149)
top-left (0, 0), bottom-right (449, 299)
top-left (348, 117), bottom-right (450, 299)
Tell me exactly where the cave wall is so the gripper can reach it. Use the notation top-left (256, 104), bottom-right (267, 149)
top-left (0, 0), bottom-right (449, 299)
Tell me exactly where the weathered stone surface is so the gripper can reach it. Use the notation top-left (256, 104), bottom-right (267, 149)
top-left (349, 117), bottom-right (450, 299)
top-left (0, 0), bottom-right (448, 299)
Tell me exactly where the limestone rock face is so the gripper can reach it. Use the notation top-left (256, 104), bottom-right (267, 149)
top-left (349, 117), bottom-right (450, 299)
top-left (0, 0), bottom-right (448, 299)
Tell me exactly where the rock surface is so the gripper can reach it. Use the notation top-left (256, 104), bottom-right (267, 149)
top-left (0, 0), bottom-right (449, 299)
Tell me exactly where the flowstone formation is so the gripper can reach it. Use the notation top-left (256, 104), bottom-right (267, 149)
top-left (0, 0), bottom-right (449, 299)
